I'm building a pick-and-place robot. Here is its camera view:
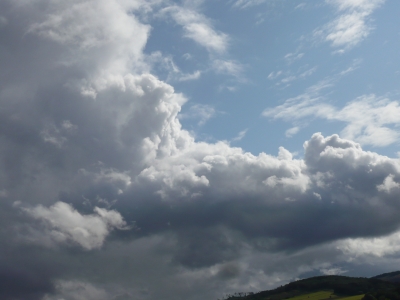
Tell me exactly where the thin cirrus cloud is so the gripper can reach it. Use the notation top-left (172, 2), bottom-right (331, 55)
top-left (263, 81), bottom-right (400, 147)
top-left (315, 0), bottom-right (385, 51)
top-left (160, 5), bottom-right (244, 81)
top-left (231, 129), bottom-right (248, 142)
top-left (146, 51), bottom-right (202, 82)
top-left (285, 126), bottom-right (300, 138)
top-left (212, 59), bottom-right (244, 78)
top-left (232, 0), bottom-right (267, 9)
top-left (178, 103), bottom-right (217, 126)
top-left (162, 5), bottom-right (229, 54)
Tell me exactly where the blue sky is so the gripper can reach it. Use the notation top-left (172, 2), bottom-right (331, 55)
top-left (4, 1), bottom-right (400, 300)
top-left (145, 0), bottom-right (400, 157)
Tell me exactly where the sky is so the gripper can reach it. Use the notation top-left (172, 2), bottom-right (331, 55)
top-left (2, 0), bottom-right (400, 299)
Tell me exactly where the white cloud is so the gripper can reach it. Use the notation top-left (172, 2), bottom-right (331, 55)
top-left (285, 127), bottom-right (300, 138)
top-left (28, 0), bottom-right (150, 77)
top-left (377, 174), bottom-right (400, 193)
top-left (269, 67), bottom-right (316, 86)
top-left (178, 70), bottom-right (202, 81)
top-left (24, 202), bottom-right (128, 250)
top-left (231, 129), bottom-right (248, 142)
top-left (268, 71), bottom-right (282, 80)
top-left (338, 230), bottom-right (400, 257)
top-left (320, 267), bottom-right (347, 275)
top-left (179, 104), bottom-right (216, 126)
top-left (299, 67), bottom-right (317, 78)
top-left (295, 3), bottom-right (306, 10)
top-left (4, 1), bottom-right (400, 299)
top-left (164, 6), bottom-right (229, 53)
top-left (264, 90), bottom-right (400, 147)
top-left (147, 51), bottom-right (201, 82)
top-left (284, 52), bottom-right (304, 64)
top-left (329, 0), bottom-right (384, 13)
top-left (316, 0), bottom-right (385, 51)
top-left (232, 0), bottom-right (266, 9)
top-left (212, 59), bottom-right (243, 78)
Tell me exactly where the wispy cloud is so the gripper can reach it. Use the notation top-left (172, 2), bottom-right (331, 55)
top-left (268, 71), bottom-right (283, 80)
top-left (285, 126), bottom-right (300, 138)
top-left (269, 67), bottom-right (317, 86)
top-left (315, 0), bottom-right (385, 51)
top-left (159, 4), bottom-right (246, 83)
top-left (284, 52), bottom-right (304, 64)
top-left (178, 70), bottom-right (202, 81)
top-left (232, 0), bottom-right (266, 9)
top-left (212, 59), bottom-right (244, 78)
top-left (179, 104), bottom-right (217, 126)
top-left (163, 6), bottom-right (229, 54)
top-left (264, 90), bottom-right (400, 147)
top-left (147, 51), bottom-right (202, 82)
top-left (231, 129), bottom-right (248, 142)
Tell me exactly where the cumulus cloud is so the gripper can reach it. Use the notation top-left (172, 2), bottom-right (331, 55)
top-left (2, 0), bottom-right (400, 300)
top-left (315, 0), bottom-right (385, 51)
top-left (263, 88), bottom-right (400, 147)
top-left (24, 202), bottom-right (129, 250)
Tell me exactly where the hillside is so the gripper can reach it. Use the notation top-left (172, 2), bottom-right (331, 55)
top-left (372, 271), bottom-right (400, 283)
top-left (224, 273), bottom-right (400, 300)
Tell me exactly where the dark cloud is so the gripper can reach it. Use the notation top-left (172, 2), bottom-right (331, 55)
top-left (1, 1), bottom-right (400, 300)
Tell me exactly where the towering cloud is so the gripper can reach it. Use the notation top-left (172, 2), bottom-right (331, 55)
top-left (1, 1), bottom-right (400, 300)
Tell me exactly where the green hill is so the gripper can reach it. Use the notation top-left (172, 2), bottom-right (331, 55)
top-left (372, 271), bottom-right (400, 283)
top-left (224, 273), bottom-right (400, 300)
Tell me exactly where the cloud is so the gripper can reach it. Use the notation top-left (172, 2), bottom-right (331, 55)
top-left (269, 66), bottom-right (316, 87)
top-left (212, 59), bottom-right (244, 78)
top-left (320, 267), bottom-right (347, 275)
top-left (315, 0), bottom-right (385, 51)
top-left (231, 129), bottom-right (248, 142)
top-left (263, 87), bottom-right (400, 147)
top-left (24, 202), bottom-right (129, 250)
top-left (232, 0), bottom-right (266, 9)
top-left (338, 229), bottom-right (400, 257)
top-left (284, 52), bottom-right (304, 64)
top-left (179, 104), bottom-right (217, 126)
top-left (163, 6), bottom-right (229, 53)
top-left (178, 70), bottom-right (202, 81)
top-left (146, 51), bottom-right (202, 82)
top-left (285, 127), bottom-right (300, 138)
top-left (2, 1), bottom-right (400, 300)
top-left (43, 281), bottom-right (110, 300)
top-left (268, 71), bottom-right (283, 80)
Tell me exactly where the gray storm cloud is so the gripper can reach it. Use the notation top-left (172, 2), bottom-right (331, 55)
top-left (1, 1), bottom-right (400, 300)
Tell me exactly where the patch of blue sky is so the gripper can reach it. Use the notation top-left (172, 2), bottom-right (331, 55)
top-left (143, 0), bottom-right (400, 157)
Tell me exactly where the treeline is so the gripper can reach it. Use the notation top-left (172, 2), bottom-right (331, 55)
top-left (221, 275), bottom-right (400, 300)
top-left (362, 287), bottom-right (400, 300)
top-left (219, 292), bottom-right (254, 300)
